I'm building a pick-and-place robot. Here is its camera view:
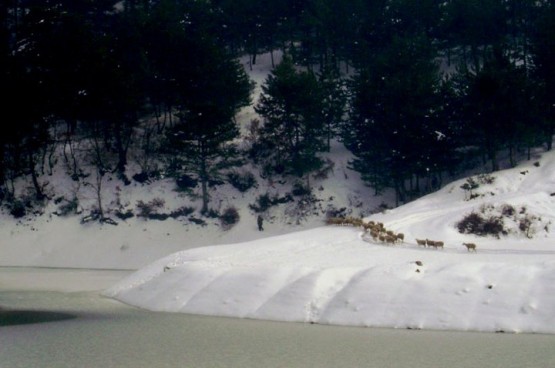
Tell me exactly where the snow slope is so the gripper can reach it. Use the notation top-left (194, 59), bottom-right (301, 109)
top-left (105, 150), bottom-right (555, 334)
top-left (0, 51), bottom-right (381, 270)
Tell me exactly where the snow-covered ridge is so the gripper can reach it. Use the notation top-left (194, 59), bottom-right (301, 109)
top-left (105, 151), bottom-right (555, 333)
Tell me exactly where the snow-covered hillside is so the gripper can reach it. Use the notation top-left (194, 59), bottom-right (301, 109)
top-left (3, 50), bottom-right (555, 334)
top-left (0, 52), bottom-right (383, 269)
top-left (105, 149), bottom-right (555, 334)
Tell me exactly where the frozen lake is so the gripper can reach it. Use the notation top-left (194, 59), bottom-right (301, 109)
top-left (1, 267), bottom-right (555, 368)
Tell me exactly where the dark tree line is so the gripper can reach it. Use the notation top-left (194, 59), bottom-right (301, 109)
top-left (0, 0), bottom-right (554, 213)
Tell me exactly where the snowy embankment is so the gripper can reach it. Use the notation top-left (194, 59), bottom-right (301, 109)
top-left (105, 151), bottom-right (555, 334)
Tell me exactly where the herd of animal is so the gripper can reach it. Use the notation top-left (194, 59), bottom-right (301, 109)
top-left (326, 216), bottom-right (478, 252)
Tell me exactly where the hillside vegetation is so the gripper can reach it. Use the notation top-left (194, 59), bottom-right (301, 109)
top-left (1, 0), bottom-right (554, 221)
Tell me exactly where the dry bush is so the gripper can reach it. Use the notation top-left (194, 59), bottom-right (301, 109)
top-left (220, 206), bottom-right (240, 230)
top-left (456, 212), bottom-right (506, 238)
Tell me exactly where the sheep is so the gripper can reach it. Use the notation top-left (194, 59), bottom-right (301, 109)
top-left (426, 239), bottom-right (444, 249)
top-left (326, 217), bottom-right (344, 225)
top-left (463, 242), bottom-right (477, 252)
top-left (396, 233), bottom-right (405, 243)
top-left (326, 217), bottom-right (362, 227)
top-left (385, 235), bottom-right (397, 245)
top-left (347, 217), bottom-right (364, 227)
top-left (416, 238), bottom-right (427, 247)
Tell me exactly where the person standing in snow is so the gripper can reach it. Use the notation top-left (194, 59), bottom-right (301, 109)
top-left (257, 215), bottom-right (264, 231)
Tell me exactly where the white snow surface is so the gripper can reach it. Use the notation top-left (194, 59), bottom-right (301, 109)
top-left (106, 151), bottom-right (555, 334)
top-left (2, 51), bottom-right (555, 334)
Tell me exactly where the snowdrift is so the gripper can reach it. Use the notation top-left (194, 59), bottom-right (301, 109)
top-left (105, 151), bottom-right (555, 333)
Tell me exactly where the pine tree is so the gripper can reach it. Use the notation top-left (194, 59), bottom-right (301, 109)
top-left (345, 34), bottom-right (444, 205)
top-left (461, 49), bottom-right (538, 170)
top-left (318, 64), bottom-right (346, 151)
top-left (530, 1), bottom-right (555, 150)
top-left (254, 55), bottom-right (326, 185)
top-left (165, 42), bottom-right (253, 214)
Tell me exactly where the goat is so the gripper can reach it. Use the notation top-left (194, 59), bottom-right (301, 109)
top-left (463, 242), bottom-right (477, 252)
top-left (385, 235), bottom-right (397, 245)
top-left (416, 238), bottom-right (427, 247)
top-left (362, 222), bottom-right (373, 231)
top-left (326, 217), bottom-right (343, 225)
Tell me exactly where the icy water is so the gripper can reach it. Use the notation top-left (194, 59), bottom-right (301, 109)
top-left (1, 268), bottom-right (555, 368)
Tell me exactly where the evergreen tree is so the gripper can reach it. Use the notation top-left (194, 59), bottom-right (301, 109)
top-left (461, 49), bottom-right (538, 170)
top-left (165, 42), bottom-right (253, 214)
top-left (345, 34), bottom-right (444, 205)
top-left (440, 0), bottom-right (507, 71)
top-left (530, 1), bottom-right (555, 150)
top-left (318, 64), bottom-right (346, 151)
top-left (254, 55), bottom-right (326, 185)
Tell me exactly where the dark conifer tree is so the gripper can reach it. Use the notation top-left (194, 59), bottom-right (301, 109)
top-left (530, 1), bottom-right (555, 150)
top-left (460, 49), bottom-right (539, 170)
top-left (346, 34), bottom-right (444, 205)
top-left (162, 36), bottom-right (253, 214)
top-left (254, 55), bottom-right (326, 186)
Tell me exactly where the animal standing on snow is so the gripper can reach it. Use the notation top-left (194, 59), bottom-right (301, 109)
top-left (463, 242), bottom-right (477, 252)
top-left (425, 239), bottom-right (444, 249)
top-left (416, 239), bottom-right (427, 247)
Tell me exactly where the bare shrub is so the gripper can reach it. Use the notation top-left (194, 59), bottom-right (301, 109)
top-left (136, 198), bottom-right (165, 218)
top-left (519, 214), bottom-right (537, 238)
top-left (227, 171), bottom-right (257, 193)
top-left (501, 204), bottom-right (516, 217)
top-left (170, 206), bottom-right (195, 218)
top-left (53, 195), bottom-right (80, 217)
top-left (115, 209), bottom-right (134, 220)
top-left (220, 206), bottom-right (240, 230)
top-left (477, 173), bottom-right (496, 185)
top-left (249, 193), bottom-right (293, 213)
top-left (456, 212), bottom-right (506, 238)
top-left (460, 177), bottom-right (479, 200)
top-left (10, 200), bottom-right (26, 218)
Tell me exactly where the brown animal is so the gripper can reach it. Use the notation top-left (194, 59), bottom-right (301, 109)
top-left (347, 217), bottom-right (363, 227)
top-left (434, 241), bottom-right (444, 249)
top-left (463, 242), bottom-right (477, 252)
top-left (396, 233), bottom-right (405, 243)
top-left (326, 217), bottom-right (343, 225)
top-left (426, 239), bottom-right (436, 247)
top-left (416, 239), bottom-right (427, 247)
top-left (385, 235), bottom-right (397, 245)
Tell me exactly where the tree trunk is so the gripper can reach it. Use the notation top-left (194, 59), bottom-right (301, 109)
top-left (489, 148), bottom-right (499, 172)
top-left (28, 150), bottom-right (44, 200)
top-left (199, 148), bottom-right (209, 214)
top-left (95, 168), bottom-right (104, 219)
top-left (114, 122), bottom-right (128, 174)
